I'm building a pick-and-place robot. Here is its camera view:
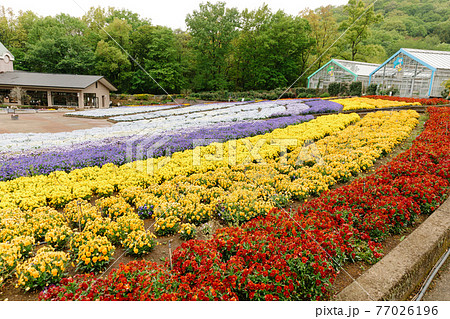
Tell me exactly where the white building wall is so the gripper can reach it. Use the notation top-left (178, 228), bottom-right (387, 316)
top-left (81, 81), bottom-right (111, 108)
top-left (0, 54), bottom-right (14, 73)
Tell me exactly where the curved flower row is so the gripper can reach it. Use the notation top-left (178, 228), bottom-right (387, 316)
top-left (0, 115), bottom-right (313, 181)
top-left (365, 95), bottom-right (449, 105)
top-left (334, 97), bottom-right (421, 111)
top-left (0, 113), bottom-right (358, 211)
top-left (39, 107), bottom-right (450, 301)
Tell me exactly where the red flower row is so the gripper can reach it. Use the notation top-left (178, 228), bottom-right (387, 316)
top-left (365, 95), bottom-right (449, 105)
top-left (39, 107), bottom-right (450, 301)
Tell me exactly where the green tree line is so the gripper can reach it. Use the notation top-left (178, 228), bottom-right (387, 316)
top-left (0, 0), bottom-right (448, 93)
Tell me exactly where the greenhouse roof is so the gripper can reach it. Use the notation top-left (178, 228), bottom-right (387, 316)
top-left (308, 59), bottom-right (379, 80)
top-left (402, 48), bottom-right (450, 70)
top-left (333, 59), bottom-right (379, 77)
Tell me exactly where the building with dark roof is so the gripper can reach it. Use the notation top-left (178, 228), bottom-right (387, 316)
top-left (0, 41), bottom-right (116, 108)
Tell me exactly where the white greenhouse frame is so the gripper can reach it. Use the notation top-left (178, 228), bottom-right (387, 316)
top-left (369, 48), bottom-right (450, 98)
top-left (307, 59), bottom-right (379, 92)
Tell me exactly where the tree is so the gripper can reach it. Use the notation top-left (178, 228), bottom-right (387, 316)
top-left (0, 8), bottom-right (38, 70)
top-left (129, 25), bottom-right (184, 94)
top-left (300, 6), bottom-right (338, 69)
top-left (185, 1), bottom-right (240, 91)
top-left (106, 8), bottom-right (150, 30)
top-left (93, 18), bottom-right (133, 91)
top-left (10, 87), bottom-right (29, 105)
top-left (100, 17), bottom-right (132, 50)
top-left (22, 14), bottom-right (96, 74)
top-left (0, 6), bottom-right (14, 46)
top-left (95, 40), bottom-right (131, 91)
top-left (231, 6), bottom-right (313, 90)
top-left (338, 0), bottom-right (382, 61)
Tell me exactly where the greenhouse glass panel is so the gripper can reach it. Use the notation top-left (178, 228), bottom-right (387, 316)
top-left (370, 52), bottom-right (433, 97)
top-left (308, 61), bottom-right (356, 89)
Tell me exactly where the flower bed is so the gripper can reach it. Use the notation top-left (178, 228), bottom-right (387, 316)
top-left (0, 110), bottom-right (422, 293)
top-left (301, 99), bottom-right (343, 114)
top-left (0, 111), bottom-right (418, 298)
top-left (39, 107), bottom-right (450, 301)
top-left (365, 95), bottom-right (448, 105)
top-left (66, 104), bottom-right (184, 118)
top-left (0, 115), bottom-right (313, 181)
top-left (0, 113), bottom-right (357, 211)
top-left (334, 97), bottom-right (421, 111)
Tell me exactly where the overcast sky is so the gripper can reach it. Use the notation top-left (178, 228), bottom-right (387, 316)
top-left (2, 0), bottom-right (348, 30)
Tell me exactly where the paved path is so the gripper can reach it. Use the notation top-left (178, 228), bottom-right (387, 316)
top-left (422, 256), bottom-right (450, 301)
top-left (0, 112), bottom-right (112, 134)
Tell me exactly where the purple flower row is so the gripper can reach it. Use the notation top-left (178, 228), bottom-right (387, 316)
top-left (301, 100), bottom-right (344, 114)
top-left (0, 115), bottom-right (314, 181)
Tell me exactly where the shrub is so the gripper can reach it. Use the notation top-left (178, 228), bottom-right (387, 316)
top-left (11, 236), bottom-right (35, 258)
top-left (178, 223), bottom-right (197, 240)
top-left (63, 200), bottom-right (100, 230)
top-left (328, 82), bottom-right (340, 96)
top-left (96, 196), bottom-right (133, 220)
top-left (350, 82), bottom-right (362, 96)
top-left (367, 83), bottom-right (378, 95)
top-left (0, 243), bottom-right (21, 283)
top-left (340, 82), bottom-right (350, 96)
top-left (45, 225), bottom-right (73, 250)
top-left (154, 216), bottom-right (181, 236)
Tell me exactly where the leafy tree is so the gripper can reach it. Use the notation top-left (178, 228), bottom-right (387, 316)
top-left (22, 14), bottom-right (96, 74)
top-left (100, 17), bottom-right (132, 50)
top-left (0, 6), bottom-right (14, 46)
top-left (337, 0), bottom-right (382, 61)
top-left (232, 6), bottom-right (313, 90)
top-left (95, 40), bottom-right (131, 91)
top-left (0, 8), bottom-right (38, 70)
top-left (129, 25), bottom-right (184, 94)
top-left (106, 8), bottom-right (150, 30)
top-left (185, 1), bottom-right (240, 91)
top-left (300, 6), bottom-right (338, 69)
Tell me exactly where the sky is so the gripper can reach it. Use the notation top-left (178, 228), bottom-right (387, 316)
top-left (1, 0), bottom-right (349, 30)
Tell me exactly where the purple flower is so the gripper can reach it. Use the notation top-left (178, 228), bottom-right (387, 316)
top-left (0, 115), bottom-right (313, 181)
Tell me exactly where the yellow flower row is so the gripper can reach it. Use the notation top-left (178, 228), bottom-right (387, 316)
top-left (0, 113), bottom-right (359, 212)
top-left (134, 110), bottom-right (419, 225)
top-left (334, 97), bottom-right (421, 111)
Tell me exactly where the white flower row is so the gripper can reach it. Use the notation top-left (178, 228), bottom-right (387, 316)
top-left (111, 100), bottom-right (310, 122)
top-left (65, 104), bottom-right (181, 118)
top-left (66, 101), bottom-right (249, 118)
top-left (0, 99), bottom-right (311, 154)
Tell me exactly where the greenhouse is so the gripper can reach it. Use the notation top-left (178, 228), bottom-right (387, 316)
top-left (369, 48), bottom-right (450, 98)
top-left (307, 59), bottom-right (379, 91)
